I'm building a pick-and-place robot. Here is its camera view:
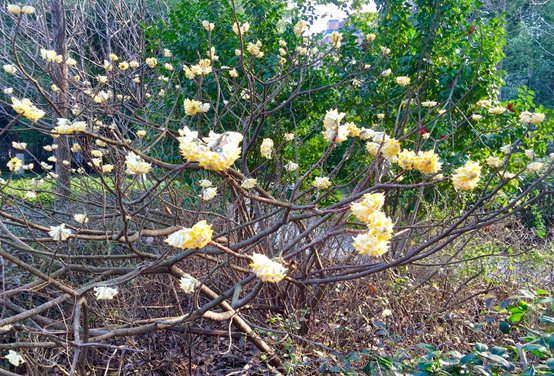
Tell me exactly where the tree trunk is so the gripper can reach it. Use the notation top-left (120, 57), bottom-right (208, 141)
top-left (51, 0), bottom-right (71, 198)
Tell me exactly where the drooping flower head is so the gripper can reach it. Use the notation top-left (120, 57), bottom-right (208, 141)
top-left (165, 220), bottom-right (213, 249)
top-left (351, 193), bottom-right (385, 223)
top-left (452, 161), bottom-right (482, 190)
top-left (250, 253), bottom-right (286, 283)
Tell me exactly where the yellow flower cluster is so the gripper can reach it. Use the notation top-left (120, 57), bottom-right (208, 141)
top-left (260, 138), bottom-right (274, 159)
top-left (397, 149), bottom-right (442, 175)
top-left (241, 178), bottom-right (257, 189)
top-left (485, 156), bottom-right (502, 168)
top-left (91, 90), bottom-right (113, 103)
top-left (7, 4), bottom-right (35, 14)
top-left (322, 109), bottom-right (348, 143)
top-left (54, 118), bottom-right (86, 134)
top-left (250, 253), bottom-right (286, 283)
top-left (180, 275), bottom-right (198, 293)
top-left (519, 111), bottom-right (545, 124)
top-left (125, 152), bottom-right (152, 175)
top-left (422, 101), bottom-right (437, 108)
top-left (313, 176), bottom-right (332, 190)
top-left (184, 59), bottom-right (212, 78)
top-left (353, 234), bottom-right (389, 257)
top-left (247, 41), bottom-right (264, 58)
top-left (293, 20), bottom-right (307, 35)
top-left (3, 64), bottom-right (17, 74)
top-left (351, 193), bottom-right (385, 223)
top-left (165, 220), bottom-right (213, 249)
top-left (488, 106), bottom-right (506, 115)
top-left (178, 127), bottom-right (243, 171)
top-left (367, 135), bottom-right (401, 163)
top-left (11, 97), bottom-right (45, 122)
top-left (351, 193), bottom-right (392, 257)
top-left (232, 21), bottom-right (250, 35)
top-left (7, 157), bottom-right (22, 172)
top-left (183, 98), bottom-right (210, 116)
top-left (202, 187), bottom-right (217, 200)
top-left (476, 99), bottom-right (491, 107)
top-left (331, 31), bottom-right (343, 48)
top-left (396, 76), bottom-right (410, 86)
top-left (284, 161), bottom-right (299, 171)
top-left (40, 49), bottom-right (63, 63)
top-left (527, 162), bottom-right (543, 172)
top-left (452, 161), bottom-right (482, 190)
top-left (145, 57), bottom-right (157, 68)
top-left (202, 20), bottom-right (215, 31)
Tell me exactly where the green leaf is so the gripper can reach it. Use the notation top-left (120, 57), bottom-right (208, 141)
top-left (481, 353), bottom-right (514, 371)
top-left (499, 321), bottom-right (511, 334)
top-left (509, 312), bottom-right (525, 322)
top-left (460, 353), bottom-right (476, 364)
top-left (540, 315), bottom-right (554, 325)
top-left (524, 344), bottom-right (548, 354)
top-left (475, 343), bottom-right (488, 352)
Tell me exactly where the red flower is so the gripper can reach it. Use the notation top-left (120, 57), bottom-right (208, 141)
top-left (419, 127), bottom-right (428, 135)
top-left (440, 135), bottom-right (447, 139)
top-left (507, 103), bottom-right (514, 112)
top-left (468, 26), bottom-right (475, 34)
top-left (449, 83), bottom-right (454, 88)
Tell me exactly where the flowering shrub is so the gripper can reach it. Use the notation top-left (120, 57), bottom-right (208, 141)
top-left (0, 0), bottom-right (553, 373)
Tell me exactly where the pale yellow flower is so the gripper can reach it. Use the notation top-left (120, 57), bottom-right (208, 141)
top-left (284, 161), bottom-right (299, 171)
top-left (201, 187), bottom-right (217, 200)
top-left (476, 99), bottom-right (491, 108)
top-left (527, 162), bottom-right (543, 172)
top-left (4, 350), bottom-right (24, 366)
top-left (48, 223), bottom-right (71, 241)
top-left (488, 106), bottom-right (506, 115)
top-left (7, 157), bottom-right (22, 172)
top-left (145, 57), bottom-right (157, 68)
top-left (165, 220), bottom-right (213, 249)
top-left (250, 253), bottom-right (286, 283)
top-left (313, 176), bottom-right (331, 190)
top-left (74, 214), bottom-right (88, 224)
top-left (293, 20), bottom-right (307, 35)
top-left (12, 142), bottom-right (26, 150)
top-left (351, 193), bottom-right (385, 223)
top-left (261, 138), bottom-right (274, 159)
top-left (422, 101), bottom-right (437, 108)
top-left (202, 20), bottom-right (215, 31)
top-left (396, 76), bottom-right (410, 86)
top-left (452, 161), bottom-right (481, 190)
top-left (94, 286), bottom-right (118, 300)
top-left (241, 178), bottom-right (257, 189)
top-left (180, 275), bottom-right (198, 293)
top-left (353, 233), bottom-right (389, 257)
top-left (485, 156), bottom-right (502, 168)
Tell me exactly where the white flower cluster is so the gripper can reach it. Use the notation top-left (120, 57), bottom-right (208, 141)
top-left (178, 127), bottom-right (243, 171)
top-left (54, 118), bottom-right (87, 134)
top-left (250, 253), bottom-right (286, 283)
top-left (125, 152), bottom-right (151, 175)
